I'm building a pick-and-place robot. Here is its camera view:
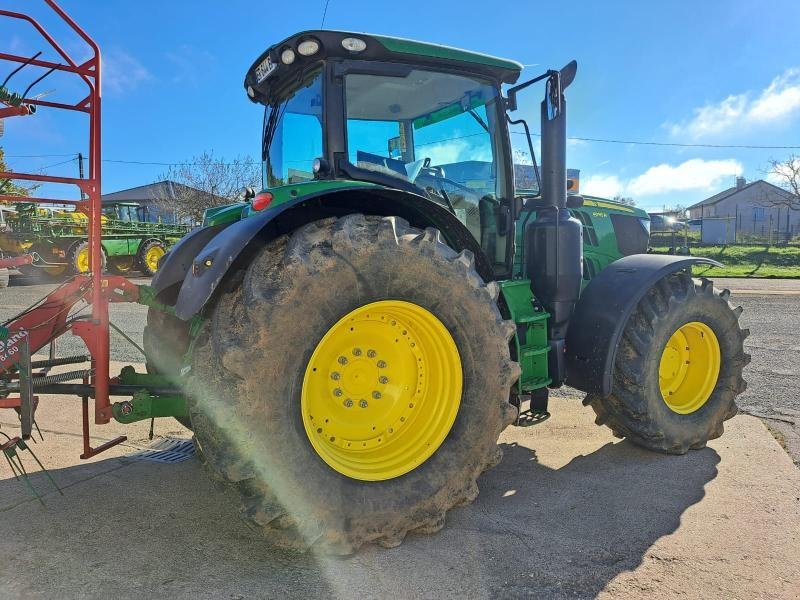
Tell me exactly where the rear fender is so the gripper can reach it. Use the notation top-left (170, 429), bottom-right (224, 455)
top-left (172, 188), bottom-right (493, 320)
top-left (151, 223), bottom-right (230, 300)
top-left (565, 254), bottom-right (723, 396)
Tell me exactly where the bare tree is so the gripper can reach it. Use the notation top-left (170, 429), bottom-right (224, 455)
top-left (155, 151), bottom-right (261, 223)
top-left (763, 155), bottom-right (800, 210)
top-left (612, 195), bottom-right (636, 207)
top-left (0, 146), bottom-right (36, 201)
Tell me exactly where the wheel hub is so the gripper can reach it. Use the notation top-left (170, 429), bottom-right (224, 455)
top-left (301, 300), bottom-right (462, 481)
top-left (658, 321), bottom-right (721, 414)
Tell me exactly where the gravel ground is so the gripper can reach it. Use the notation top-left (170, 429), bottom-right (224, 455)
top-left (1, 273), bottom-right (799, 463)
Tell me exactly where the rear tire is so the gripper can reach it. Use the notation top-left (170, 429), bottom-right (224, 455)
top-left (108, 256), bottom-right (136, 275)
top-left (586, 273), bottom-right (749, 454)
top-left (187, 214), bottom-right (519, 553)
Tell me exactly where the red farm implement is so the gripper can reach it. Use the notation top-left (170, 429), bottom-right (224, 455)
top-left (0, 1), bottom-right (185, 496)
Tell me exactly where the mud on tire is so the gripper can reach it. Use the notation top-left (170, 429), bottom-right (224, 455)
top-left (586, 273), bottom-right (750, 454)
top-left (187, 214), bottom-right (520, 553)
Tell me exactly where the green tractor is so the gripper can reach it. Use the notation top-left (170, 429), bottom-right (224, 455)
top-left (0, 201), bottom-right (188, 279)
top-left (144, 32), bottom-right (749, 553)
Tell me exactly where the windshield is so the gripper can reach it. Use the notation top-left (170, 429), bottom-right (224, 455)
top-left (344, 69), bottom-right (509, 270)
top-left (263, 68), bottom-right (324, 187)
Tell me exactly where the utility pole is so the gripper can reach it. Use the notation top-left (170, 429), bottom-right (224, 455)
top-left (77, 152), bottom-right (86, 200)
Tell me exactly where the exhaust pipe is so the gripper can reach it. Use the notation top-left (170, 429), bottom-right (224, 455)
top-left (525, 62), bottom-right (583, 387)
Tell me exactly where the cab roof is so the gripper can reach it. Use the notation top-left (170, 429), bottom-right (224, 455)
top-left (244, 30), bottom-right (523, 104)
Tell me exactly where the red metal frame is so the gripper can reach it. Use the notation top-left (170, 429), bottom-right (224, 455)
top-left (0, 2), bottom-right (115, 430)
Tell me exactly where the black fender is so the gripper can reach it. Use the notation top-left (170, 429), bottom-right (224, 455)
top-left (565, 254), bottom-right (723, 397)
top-left (172, 187), bottom-right (494, 320)
top-left (151, 222), bottom-right (231, 300)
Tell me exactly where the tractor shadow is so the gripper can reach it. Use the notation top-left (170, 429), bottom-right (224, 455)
top-left (0, 436), bottom-right (719, 599)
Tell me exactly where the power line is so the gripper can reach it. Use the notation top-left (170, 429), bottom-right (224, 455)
top-left (320, 0), bottom-right (331, 28)
top-left (508, 131), bottom-right (800, 149)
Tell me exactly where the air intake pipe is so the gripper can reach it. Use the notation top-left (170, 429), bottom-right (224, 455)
top-left (524, 62), bottom-right (583, 387)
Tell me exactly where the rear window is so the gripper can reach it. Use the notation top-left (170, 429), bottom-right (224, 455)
top-left (610, 214), bottom-right (648, 255)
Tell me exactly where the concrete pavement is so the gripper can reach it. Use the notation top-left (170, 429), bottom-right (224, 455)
top-left (1, 373), bottom-right (798, 599)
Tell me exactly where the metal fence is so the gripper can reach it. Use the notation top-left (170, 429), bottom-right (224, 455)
top-left (650, 216), bottom-right (800, 248)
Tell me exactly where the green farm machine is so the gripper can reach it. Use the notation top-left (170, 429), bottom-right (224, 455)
top-left (0, 201), bottom-right (188, 279)
top-left (1, 3), bottom-right (748, 554)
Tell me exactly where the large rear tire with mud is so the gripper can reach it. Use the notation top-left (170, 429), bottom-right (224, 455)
top-left (187, 214), bottom-right (519, 553)
top-left (586, 273), bottom-right (750, 453)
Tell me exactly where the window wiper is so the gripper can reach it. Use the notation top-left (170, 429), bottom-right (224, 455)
top-left (467, 109), bottom-right (489, 133)
top-left (262, 98), bottom-right (289, 159)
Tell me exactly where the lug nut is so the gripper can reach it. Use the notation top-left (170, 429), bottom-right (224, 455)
top-left (343, 399), bottom-right (353, 408)
top-left (379, 375), bottom-right (389, 384)
top-left (372, 391), bottom-right (382, 399)
top-left (359, 399), bottom-right (368, 408)
top-left (367, 350), bottom-right (377, 358)
top-left (338, 356), bottom-right (348, 365)
top-left (333, 388), bottom-right (343, 397)
top-left (331, 372), bottom-right (341, 381)
top-left (377, 360), bottom-right (387, 368)
top-left (352, 348), bottom-right (362, 356)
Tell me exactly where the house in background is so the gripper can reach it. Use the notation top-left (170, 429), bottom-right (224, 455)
top-left (101, 180), bottom-right (227, 225)
top-left (687, 177), bottom-right (799, 242)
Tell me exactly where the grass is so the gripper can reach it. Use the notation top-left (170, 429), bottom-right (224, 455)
top-left (648, 245), bottom-right (800, 278)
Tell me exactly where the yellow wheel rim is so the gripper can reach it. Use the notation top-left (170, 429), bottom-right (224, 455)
top-left (301, 300), bottom-right (462, 481)
top-left (145, 245), bottom-right (165, 272)
top-left (75, 247), bottom-right (90, 273)
top-left (112, 256), bottom-right (135, 273)
top-left (43, 264), bottom-right (66, 276)
top-left (658, 321), bottom-right (720, 414)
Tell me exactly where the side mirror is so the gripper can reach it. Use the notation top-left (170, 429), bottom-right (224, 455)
top-left (243, 187), bottom-right (256, 201)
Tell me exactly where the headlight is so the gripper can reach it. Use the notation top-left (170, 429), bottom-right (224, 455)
top-left (297, 39), bottom-right (320, 56)
top-left (281, 48), bottom-right (296, 65)
top-left (341, 37), bottom-right (367, 52)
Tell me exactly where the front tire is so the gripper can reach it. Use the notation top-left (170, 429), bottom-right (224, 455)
top-left (187, 214), bottom-right (519, 553)
top-left (587, 273), bottom-right (750, 453)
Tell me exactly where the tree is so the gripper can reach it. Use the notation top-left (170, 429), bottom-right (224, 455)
top-left (0, 146), bottom-right (34, 201)
top-left (764, 155), bottom-right (800, 211)
top-left (612, 195), bottom-right (636, 207)
top-left (155, 151), bottom-right (260, 223)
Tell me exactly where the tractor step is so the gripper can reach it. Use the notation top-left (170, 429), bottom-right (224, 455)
top-left (512, 387), bottom-right (550, 427)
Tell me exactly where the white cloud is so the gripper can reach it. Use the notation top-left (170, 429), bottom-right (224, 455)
top-left (583, 158), bottom-right (743, 199)
top-left (668, 68), bottom-right (800, 139)
top-left (628, 158), bottom-right (742, 195)
top-left (424, 139), bottom-right (491, 165)
top-left (103, 49), bottom-right (151, 95)
top-left (582, 174), bottom-right (624, 198)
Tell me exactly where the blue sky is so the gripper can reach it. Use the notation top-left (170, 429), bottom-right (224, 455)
top-left (2, 0), bottom-right (799, 211)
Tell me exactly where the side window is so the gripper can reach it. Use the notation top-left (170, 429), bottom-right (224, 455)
top-left (571, 210), bottom-right (599, 246)
top-left (266, 70), bottom-right (323, 187)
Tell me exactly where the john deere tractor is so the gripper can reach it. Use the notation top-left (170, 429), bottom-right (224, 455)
top-left (144, 32), bottom-right (749, 553)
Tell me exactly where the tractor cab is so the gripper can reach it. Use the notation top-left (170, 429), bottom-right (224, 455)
top-left (243, 31), bottom-right (526, 278)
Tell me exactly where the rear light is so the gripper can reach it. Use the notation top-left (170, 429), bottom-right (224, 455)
top-left (252, 192), bottom-right (273, 211)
